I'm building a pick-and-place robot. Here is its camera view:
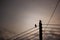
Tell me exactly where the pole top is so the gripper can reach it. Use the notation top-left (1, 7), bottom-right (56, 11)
top-left (39, 20), bottom-right (42, 23)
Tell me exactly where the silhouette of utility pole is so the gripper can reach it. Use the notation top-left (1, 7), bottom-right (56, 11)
top-left (39, 20), bottom-right (42, 40)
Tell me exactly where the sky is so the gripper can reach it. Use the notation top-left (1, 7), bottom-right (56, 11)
top-left (1, 0), bottom-right (60, 39)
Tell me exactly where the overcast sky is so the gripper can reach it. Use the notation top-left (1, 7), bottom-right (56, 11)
top-left (1, 0), bottom-right (60, 36)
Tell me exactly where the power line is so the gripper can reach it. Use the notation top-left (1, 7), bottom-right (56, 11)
top-left (7, 27), bottom-right (36, 40)
top-left (19, 31), bottom-right (38, 40)
top-left (30, 33), bottom-right (39, 40)
top-left (15, 26), bottom-right (60, 40)
top-left (42, 24), bottom-right (60, 26)
top-left (16, 28), bottom-right (38, 40)
top-left (47, 0), bottom-right (60, 26)
top-left (7, 27), bottom-right (60, 38)
top-left (43, 0), bottom-right (60, 39)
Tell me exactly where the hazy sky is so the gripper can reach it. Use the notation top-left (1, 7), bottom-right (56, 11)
top-left (1, 0), bottom-right (60, 36)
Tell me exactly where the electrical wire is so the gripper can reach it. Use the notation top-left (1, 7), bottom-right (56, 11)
top-left (43, 0), bottom-right (60, 40)
top-left (47, 0), bottom-right (60, 26)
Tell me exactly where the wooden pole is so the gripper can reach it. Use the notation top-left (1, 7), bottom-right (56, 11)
top-left (39, 20), bottom-right (42, 40)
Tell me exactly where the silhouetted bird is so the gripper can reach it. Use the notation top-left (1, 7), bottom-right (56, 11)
top-left (35, 24), bottom-right (37, 28)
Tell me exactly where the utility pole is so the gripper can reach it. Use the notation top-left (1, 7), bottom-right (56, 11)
top-left (39, 20), bottom-right (42, 40)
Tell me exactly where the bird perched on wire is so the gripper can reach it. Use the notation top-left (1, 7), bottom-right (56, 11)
top-left (35, 24), bottom-right (37, 28)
